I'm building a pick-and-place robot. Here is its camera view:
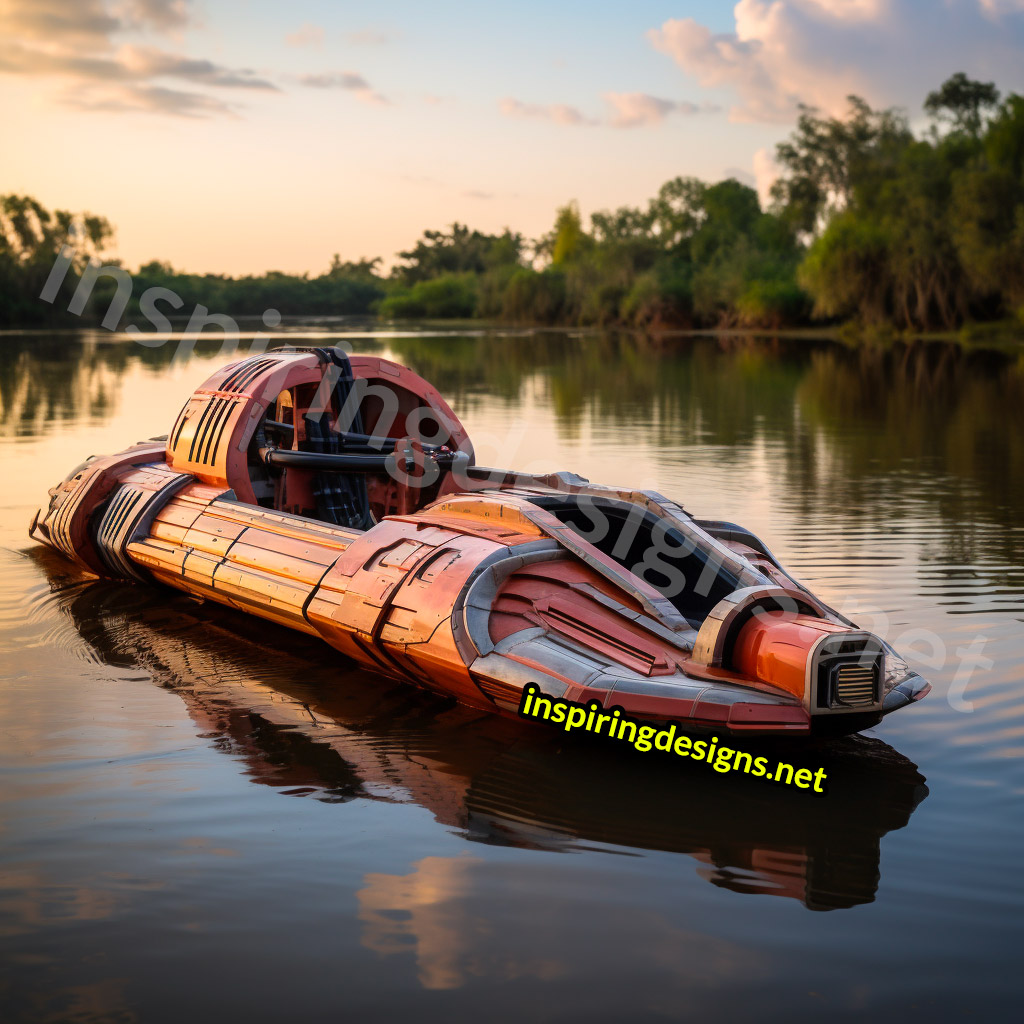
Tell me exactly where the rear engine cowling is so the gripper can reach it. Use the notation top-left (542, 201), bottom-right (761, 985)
top-left (732, 610), bottom-right (885, 717)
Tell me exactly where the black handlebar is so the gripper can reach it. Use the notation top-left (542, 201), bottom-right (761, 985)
top-left (259, 446), bottom-right (457, 473)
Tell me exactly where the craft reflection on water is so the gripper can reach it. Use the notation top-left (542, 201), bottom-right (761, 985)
top-left (34, 546), bottom-right (928, 916)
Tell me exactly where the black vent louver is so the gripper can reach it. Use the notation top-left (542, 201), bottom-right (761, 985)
top-left (815, 635), bottom-right (884, 709)
top-left (187, 396), bottom-right (235, 466)
top-left (220, 357), bottom-right (280, 394)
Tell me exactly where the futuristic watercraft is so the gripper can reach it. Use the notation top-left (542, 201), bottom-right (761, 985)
top-left (30, 556), bottom-right (929, 910)
top-left (30, 348), bottom-right (930, 736)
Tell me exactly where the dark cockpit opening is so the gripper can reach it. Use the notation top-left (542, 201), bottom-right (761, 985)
top-left (245, 350), bottom-right (463, 530)
top-left (531, 496), bottom-right (743, 627)
top-left (246, 353), bottom-right (375, 529)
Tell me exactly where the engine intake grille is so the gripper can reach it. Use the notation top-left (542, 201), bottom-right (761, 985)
top-left (834, 663), bottom-right (876, 706)
top-left (814, 634), bottom-right (883, 711)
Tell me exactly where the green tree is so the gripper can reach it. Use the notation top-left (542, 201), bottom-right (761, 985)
top-left (0, 194), bottom-right (114, 327)
top-left (549, 202), bottom-right (587, 266)
top-left (328, 255), bottom-right (382, 281)
top-left (771, 97), bottom-right (912, 234)
top-left (648, 176), bottom-right (706, 250)
top-left (925, 72), bottom-right (1000, 138)
top-left (393, 223), bottom-right (522, 284)
top-left (799, 213), bottom-right (891, 323)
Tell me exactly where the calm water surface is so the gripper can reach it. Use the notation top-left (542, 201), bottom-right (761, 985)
top-left (1, 327), bottom-right (1022, 1022)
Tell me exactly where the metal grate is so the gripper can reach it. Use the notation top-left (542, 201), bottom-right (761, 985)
top-left (96, 486), bottom-right (146, 580)
top-left (187, 396), bottom-right (235, 466)
top-left (220, 357), bottom-right (279, 393)
top-left (814, 633), bottom-right (884, 711)
top-left (834, 663), bottom-right (877, 706)
top-left (94, 472), bottom-right (192, 583)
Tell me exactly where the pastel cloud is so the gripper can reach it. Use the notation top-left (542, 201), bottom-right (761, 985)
top-left (602, 92), bottom-right (703, 127)
top-left (501, 93), bottom-right (711, 128)
top-left (298, 72), bottom-right (389, 105)
top-left (121, 0), bottom-right (189, 33)
top-left (499, 97), bottom-right (596, 126)
top-left (2, 0), bottom-right (123, 47)
top-left (118, 46), bottom-right (276, 89)
top-left (2, 0), bottom-right (187, 44)
top-left (62, 83), bottom-right (238, 118)
top-left (0, 44), bottom-right (276, 90)
top-left (649, 0), bottom-right (1024, 122)
top-left (0, 0), bottom-right (276, 117)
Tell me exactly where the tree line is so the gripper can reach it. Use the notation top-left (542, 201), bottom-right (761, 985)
top-left (2, 74), bottom-right (1022, 333)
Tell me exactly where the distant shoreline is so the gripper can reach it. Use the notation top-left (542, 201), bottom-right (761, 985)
top-left (2, 317), bottom-right (1022, 350)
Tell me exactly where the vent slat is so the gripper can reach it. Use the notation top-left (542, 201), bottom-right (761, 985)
top-left (232, 359), bottom-right (274, 392)
top-left (208, 399), bottom-right (236, 466)
top-left (169, 398), bottom-right (191, 449)
top-left (187, 397), bottom-right (219, 463)
top-left (200, 398), bottom-right (231, 465)
top-left (220, 357), bottom-right (278, 394)
top-left (835, 662), bottom-right (877, 706)
top-left (101, 488), bottom-right (135, 542)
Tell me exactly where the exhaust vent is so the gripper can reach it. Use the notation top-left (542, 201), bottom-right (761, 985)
top-left (813, 633), bottom-right (883, 712)
top-left (93, 472), bottom-right (192, 582)
top-left (834, 663), bottom-right (877, 706)
top-left (187, 396), bottom-right (236, 466)
top-left (220, 357), bottom-right (280, 394)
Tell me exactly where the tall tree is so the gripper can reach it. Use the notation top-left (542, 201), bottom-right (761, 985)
top-left (550, 202), bottom-right (586, 266)
top-left (771, 97), bottom-right (911, 234)
top-left (925, 72), bottom-right (1000, 138)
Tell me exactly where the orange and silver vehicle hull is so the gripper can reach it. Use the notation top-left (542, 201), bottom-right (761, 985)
top-left (30, 349), bottom-right (930, 736)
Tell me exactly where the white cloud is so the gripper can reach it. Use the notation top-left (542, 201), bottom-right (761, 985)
top-left (62, 82), bottom-right (237, 117)
top-left (499, 97), bottom-right (596, 125)
top-left (300, 72), bottom-right (370, 90)
top-left (649, 0), bottom-right (1024, 122)
top-left (2, 0), bottom-right (189, 43)
top-left (121, 0), bottom-right (190, 33)
top-left (0, 0), bottom-right (277, 116)
top-left (285, 22), bottom-right (325, 48)
top-left (298, 72), bottom-right (389, 105)
top-left (1, 0), bottom-right (121, 48)
top-left (0, 40), bottom-right (276, 89)
top-left (979, 0), bottom-right (1024, 12)
top-left (501, 93), bottom-right (714, 128)
top-left (118, 46), bottom-right (276, 89)
top-left (602, 91), bottom-right (700, 127)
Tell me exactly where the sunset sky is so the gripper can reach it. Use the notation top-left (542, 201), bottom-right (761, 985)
top-left (4, 0), bottom-right (1024, 275)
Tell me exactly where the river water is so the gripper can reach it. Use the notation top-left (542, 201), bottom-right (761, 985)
top-left (0, 326), bottom-right (1021, 1022)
